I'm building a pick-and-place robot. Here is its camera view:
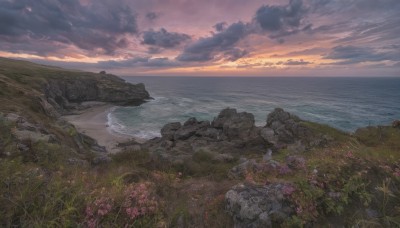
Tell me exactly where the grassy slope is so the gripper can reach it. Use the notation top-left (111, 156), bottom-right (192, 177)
top-left (0, 58), bottom-right (399, 227)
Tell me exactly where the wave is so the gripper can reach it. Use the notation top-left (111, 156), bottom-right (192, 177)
top-left (107, 108), bottom-right (161, 140)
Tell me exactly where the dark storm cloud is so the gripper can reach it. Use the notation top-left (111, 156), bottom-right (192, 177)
top-left (142, 28), bottom-right (191, 48)
top-left (98, 56), bottom-right (180, 68)
top-left (147, 47), bottom-right (162, 54)
top-left (214, 22), bottom-right (227, 32)
top-left (254, 0), bottom-right (308, 38)
top-left (284, 59), bottom-right (311, 65)
top-left (176, 21), bottom-right (249, 62)
top-left (224, 48), bottom-right (248, 61)
top-left (324, 45), bottom-right (400, 65)
top-left (145, 12), bottom-right (158, 21)
top-left (0, 0), bottom-right (138, 55)
top-left (177, 0), bottom-right (312, 62)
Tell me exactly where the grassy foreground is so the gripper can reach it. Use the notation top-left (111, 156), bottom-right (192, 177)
top-left (1, 120), bottom-right (400, 227)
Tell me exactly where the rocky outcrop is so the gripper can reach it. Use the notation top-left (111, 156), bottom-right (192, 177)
top-left (140, 108), bottom-right (332, 163)
top-left (263, 108), bottom-right (330, 150)
top-left (43, 73), bottom-right (150, 114)
top-left (225, 183), bottom-right (295, 227)
top-left (141, 108), bottom-right (270, 162)
top-left (5, 113), bottom-right (59, 155)
top-left (3, 113), bottom-right (107, 163)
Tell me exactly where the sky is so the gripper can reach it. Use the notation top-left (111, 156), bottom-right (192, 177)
top-left (0, 0), bottom-right (399, 77)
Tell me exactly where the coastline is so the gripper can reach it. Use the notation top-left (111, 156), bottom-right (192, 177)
top-left (63, 104), bottom-right (140, 153)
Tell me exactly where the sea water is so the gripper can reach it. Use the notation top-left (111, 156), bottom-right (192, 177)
top-left (107, 77), bottom-right (400, 139)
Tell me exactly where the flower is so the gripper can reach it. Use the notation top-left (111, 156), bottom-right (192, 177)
top-left (282, 184), bottom-right (296, 196)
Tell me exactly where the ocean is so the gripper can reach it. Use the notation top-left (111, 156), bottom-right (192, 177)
top-left (107, 77), bottom-right (400, 139)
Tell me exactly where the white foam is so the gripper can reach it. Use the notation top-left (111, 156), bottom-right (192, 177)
top-left (106, 107), bottom-right (161, 140)
top-left (132, 130), bottom-right (161, 139)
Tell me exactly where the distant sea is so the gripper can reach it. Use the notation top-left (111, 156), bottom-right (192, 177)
top-left (107, 77), bottom-right (400, 139)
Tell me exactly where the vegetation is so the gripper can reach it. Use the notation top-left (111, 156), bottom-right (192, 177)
top-left (0, 58), bottom-right (399, 227)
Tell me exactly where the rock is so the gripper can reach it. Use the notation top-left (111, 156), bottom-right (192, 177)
top-left (212, 108), bottom-right (238, 129)
top-left (225, 183), bottom-right (295, 227)
top-left (265, 108), bottom-right (327, 149)
top-left (196, 127), bottom-right (221, 140)
top-left (213, 153), bottom-right (235, 163)
top-left (263, 149), bottom-right (273, 161)
top-left (160, 140), bottom-right (174, 149)
top-left (228, 159), bottom-right (259, 179)
top-left (267, 108), bottom-right (291, 125)
top-left (393, 120), bottom-right (400, 129)
top-left (67, 158), bottom-right (89, 166)
top-left (260, 127), bottom-right (278, 144)
top-left (43, 74), bottom-right (150, 114)
top-left (99, 71), bottom-right (106, 74)
top-left (161, 122), bottom-right (182, 140)
top-left (174, 119), bottom-right (209, 141)
top-left (12, 130), bottom-right (52, 144)
top-left (5, 113), bottom-right (23, 123)
top-left (212, 108), bottom-right (255, 140)
top-left (286, 155), bottom-right (306, 170)
top-left (184, 117), bottom-right (198, 126)
top-left (17, 143), bottom-right (30, 152)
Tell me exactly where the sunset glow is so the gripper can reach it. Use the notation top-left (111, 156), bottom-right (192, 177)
top-left (1, 0), bottom-right (399, 76)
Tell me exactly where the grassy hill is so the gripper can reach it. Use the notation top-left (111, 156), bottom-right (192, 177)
top-left (0, 58), bottom-right (399, 227)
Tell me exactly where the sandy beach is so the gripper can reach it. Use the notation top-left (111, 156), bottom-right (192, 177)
top-left (63, 104), bottom-right (135, 153)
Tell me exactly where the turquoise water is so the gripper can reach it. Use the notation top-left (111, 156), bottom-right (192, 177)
top-left (107, 77), bottom-right (400, 139)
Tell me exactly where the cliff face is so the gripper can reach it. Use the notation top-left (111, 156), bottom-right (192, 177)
top-left (0, 57), bottom-right (150, 161)
top-left (44, 75), bottom-right (150, 114)
top-left (0, 57), bottom-right (150, 116)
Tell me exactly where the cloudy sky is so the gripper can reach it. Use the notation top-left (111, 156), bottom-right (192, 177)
top-left (1, 0), bottom-right (399, 76)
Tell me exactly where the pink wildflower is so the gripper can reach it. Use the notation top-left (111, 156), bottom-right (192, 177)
top-left (282, 184), bottom-right (296, 196)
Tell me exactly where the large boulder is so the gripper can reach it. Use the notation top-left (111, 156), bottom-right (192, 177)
top-left (260, 127), bottom-right (278, 145)
top-left (174, 118), bottom-right (210, 140)
top-left (225, 183), bottom-right (295, 227)
top-left (264, 108), bottom-right (328, 149)
top-left (161, 122), bottom-right (182, 140)
top-left (212, 108), bottom-right (256, 140)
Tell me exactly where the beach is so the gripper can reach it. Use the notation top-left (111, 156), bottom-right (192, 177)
top-left (63, 104), bottom-right (134, 153)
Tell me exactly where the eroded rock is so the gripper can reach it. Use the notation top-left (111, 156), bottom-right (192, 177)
top-left (225, 183), bottom-right (295, 227)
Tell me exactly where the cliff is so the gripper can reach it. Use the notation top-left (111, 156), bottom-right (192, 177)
top-left (0, 57), bottom-right (149, 163)
top-left (0, 57), bottom-right (150, 117)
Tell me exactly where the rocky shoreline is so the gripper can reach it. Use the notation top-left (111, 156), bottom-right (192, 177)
top-left (1, 58), bottom-right (400, 227)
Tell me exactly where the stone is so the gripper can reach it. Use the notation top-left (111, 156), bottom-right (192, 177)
top-left (161, 122), bottom-right (182, 140)
top-left (266, 108), bottom-right (293, 126)
top-left (5, 113), bottom-right (23, 123)
top-left (260, 127), bottom-right (278, 144)
top-left (12, 130), bottom-right (51, 144)
top-left (174, 120), bottom-right (210, 141)
top-left (212, 108), bottom-right (257, 141)
top-left (196, 127), bottom-right (221, 140)
top-left (213, 153), bottom-right (235, 163)
top-left (228, 159), bottom-right (259, 179)
top-left (225, 183), bottom-right (295, 227)
top-left (286, 155), bottom-right (306, 170)
top-left (43, 74), bottom-right (150, 115)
